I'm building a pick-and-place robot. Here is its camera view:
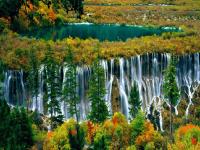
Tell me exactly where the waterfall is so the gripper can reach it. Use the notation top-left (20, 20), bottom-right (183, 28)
top-left (100, 59), bottom-right (114, 114)
top-left (177, 53), bottom-right (200, 118)
top-left (119, 58), bottom-right (129, 119)
top-left (3, 53), bottom-right (200, 129)
top-left (31, 65), bottom-right (44, 113)
top-left (77, 66), bottom-right (91, 120)
top-left (4, 70), bottom-right (25, 106)
top-left (61, 65), bottom-right (68, 119)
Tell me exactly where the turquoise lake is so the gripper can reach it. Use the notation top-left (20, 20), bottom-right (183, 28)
top-left (23, 23), bottom-right (180, 41)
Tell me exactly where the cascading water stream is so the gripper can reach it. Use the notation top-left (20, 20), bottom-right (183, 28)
top-left (100, 59), bottom-right (114, 114)
top-left (61, 66), bottom-right (68, 119)
top-left (3, 53), bottom-right (200, 130)
top-left (119, 58), bottom-right (129, 119)
top-left (177, 53), bottom-right (200, 118)
top-left (76, 66), bottom-right (91, 120)
top-left (4, 70), bottom-right (26, 106)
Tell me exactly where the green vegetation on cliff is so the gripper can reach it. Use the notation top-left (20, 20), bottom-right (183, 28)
top-left (0, 29), bottom-right (200, 69)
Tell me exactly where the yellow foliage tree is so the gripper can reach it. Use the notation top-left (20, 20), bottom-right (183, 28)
top-left (135, 121), bottom-right (163, 149)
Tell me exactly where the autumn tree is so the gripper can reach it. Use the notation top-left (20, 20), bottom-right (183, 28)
top-left (163, 56), bottom-right (180, 141)
top-left (130, 111), bottom-right (145, 145)
top-left (129, 82), bottom-right (141, 120)
top-left (88, 48), bottom-right (109, 123)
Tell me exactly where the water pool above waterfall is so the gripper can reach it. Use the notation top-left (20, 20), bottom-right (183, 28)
top-left (21, 23), bottom-right (180, 41)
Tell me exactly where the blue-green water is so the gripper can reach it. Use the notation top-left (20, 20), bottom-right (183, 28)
top-left (23, 23), bottom-right (180, 41)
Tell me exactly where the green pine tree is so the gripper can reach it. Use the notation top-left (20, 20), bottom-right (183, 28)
top-left (68, 0), bottom-right (84, 18)
top-left (88, 52), bottom-right (109, 123)
top-left (129, 82), bottom-right (141, 120)
top-left (0, 59), bottom-right (5, 99)
top-left (93, 133), bottom-right (109, 150)
top-left (0, 0), bottom-right (25, 23)
top-left (63, 48), bottom-right (87, 150)
top-left (163, 56), bottom-right (180, 141)
top-left (27, 48), bottom-right (39, 111)
top-left (0, 100), bottom-right (10, 149)
top-left (63, 48), bottom-right (79, 121)
top-left (9, 108), bottom-right (33, 150)
top-left (44, 45), bottom-right (63, 128)
top-left (68, 124), bottom-right (85, 150)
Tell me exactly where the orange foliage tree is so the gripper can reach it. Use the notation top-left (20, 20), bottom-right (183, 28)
top-left (175, 124), bottom-right (200, 140)
top-left (103, 112), bottom-right (130, 149)
top-left (86, 121), bottom-right (99, 144)
top-left (135, 121), bottom-right (163, 149)
top-left (168, 124), bottom-right (200, 150)
top-left (48, 9), bottom-right (56, 22)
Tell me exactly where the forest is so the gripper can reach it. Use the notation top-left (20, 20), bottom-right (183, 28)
top-left (0, 0), bottom-right (200, 150)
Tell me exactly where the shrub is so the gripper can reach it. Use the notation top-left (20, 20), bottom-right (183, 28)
top-left (89, 112), bottom-right (130, 150)
top-left (103, 112), bottom-right (130, 150)
top-left (168, 124), bottom-right (200, 150)
top-left (135, 121), bottom-right (163, 149)
top-left (29, 111), bottom-right (43, 128)
top-left (175, 124), bottom-right (200, 141)
top-left (126, 145), bottom-right (137, 150)
top-left (43, 121), bottom-right (71, 150)
top-left (43, 119), bottom-right (86, 150)
top-left (183, 128), bottom-right (200, 148)
top-left (153, 131), bottom-right (164, 149)
top-left (86, 121), bottom-right (99, 145)
top-left (68, 123), bottom-right (85, 150)
top-left (145, 142), bottom-right (155, 150)
top-left (93, 129), bottom-right (110, 150)
top-left (130, 111), bottom-right (145, 144)
top-left (0, 21), bottom-right (5, 32)
top-left (32, 124), bottom-right (46, 143)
